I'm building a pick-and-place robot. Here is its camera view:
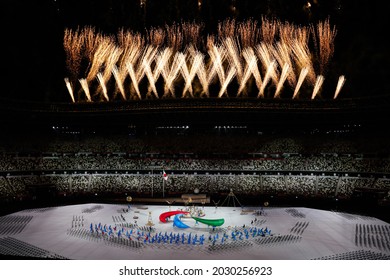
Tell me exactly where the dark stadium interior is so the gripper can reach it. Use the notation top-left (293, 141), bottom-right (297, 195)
top-left (1, 1), bottom-right (390, 260)
top-left (2, 96), bottom-right (390, 222)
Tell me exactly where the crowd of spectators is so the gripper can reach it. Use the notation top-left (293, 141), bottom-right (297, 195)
top-left (1, 132), bottom-right (390, 201)
top-left (1, 153), bottom-right (390, 174)
top-left (1, 172), bottom-right (390, 201)
top-left (2, 130), bottom-right (390, 155)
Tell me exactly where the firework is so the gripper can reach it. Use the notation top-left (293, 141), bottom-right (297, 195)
top-left (126, 62), bottom-right (141, 99)
top-left (142, 47), bottom-right (162, 98)
top-left (112, 66), bottom-right (126, 100)
top-left (64, 78), bottom-right (75, 103)
top-left (161, 52), bottom-right (186, 98)
top-left (312, 75), bottom-right (325, 99)
top-left (195, 54), bottom-right (209, 97)
top-left (181, 48), bottom-right (203, 97)
top-left (334, 75), bottom-right (346, 99)
top-left (237, 19), bottom-right (260, 48)
top-left (138, 46), bottom-right (159, 98)
top-left (99, 46), bottom-right (122, 99)
top-left (181, 21), bottom-right (204, 49)
top-left (63, 27), bottom-right (88, 81)
top-left (273, 42), bottom-right (296, 87)
top-left (79, 78), bottom-right (91, 102)
top-left (224, 37), bottom-right (243, 89)
top-left (218, 19), bottom-right (236, 40)
top-left (239, 48), bottom-right (262, 97)
top-left (260, 17), bottom-right (278, 44)
top-left (274, 63), bottom-right (290, 98)
top-left (86, 37), bottom-right (114, 82)
top-left (312, 18), bottom-right (337, 75)
top-left (256, 43), bottom-right (279, 87)
top-left (208, 44), bottom-right (227, 95)
top-left (291, 39), bottom-right (316, 84)
top-left (293, 67), bottom-right (309, 99)
top-left (218, 67), bottom-right (237, 97)
top-left (147, 27), bottom-right (166, 47)
top-left (259, 61), bottom-right (276, 98)
top-left (63, 18), bottom-right (342, 102)
top-left (96, 73), bottom-right (109, 101)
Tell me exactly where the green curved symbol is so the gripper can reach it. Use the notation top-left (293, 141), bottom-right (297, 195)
top-left (192, 216), bottom-right (225, 227)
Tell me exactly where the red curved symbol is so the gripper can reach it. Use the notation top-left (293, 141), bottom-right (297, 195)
top-left (159, 211), bottom-right (189, 223)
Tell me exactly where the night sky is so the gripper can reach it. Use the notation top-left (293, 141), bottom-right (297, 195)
top-left (3, 0), bottom-right (389, 102)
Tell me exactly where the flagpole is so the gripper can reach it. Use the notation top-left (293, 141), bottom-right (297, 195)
top-left (162, 171), bottom-right (165, 198)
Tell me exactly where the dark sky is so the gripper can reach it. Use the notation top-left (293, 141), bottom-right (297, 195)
top-left (3, 0), bottom-right (389, 102)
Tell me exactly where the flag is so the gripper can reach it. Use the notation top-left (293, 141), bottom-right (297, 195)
top-left (163, 170), bottom-right (168, 181)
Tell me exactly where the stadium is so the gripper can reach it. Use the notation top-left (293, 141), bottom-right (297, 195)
top-left (1, 0), bottom-right (390, 260)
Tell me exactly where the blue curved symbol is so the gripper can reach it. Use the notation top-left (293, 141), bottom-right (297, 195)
top-left (173, 214), bottom-right (190, 228)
